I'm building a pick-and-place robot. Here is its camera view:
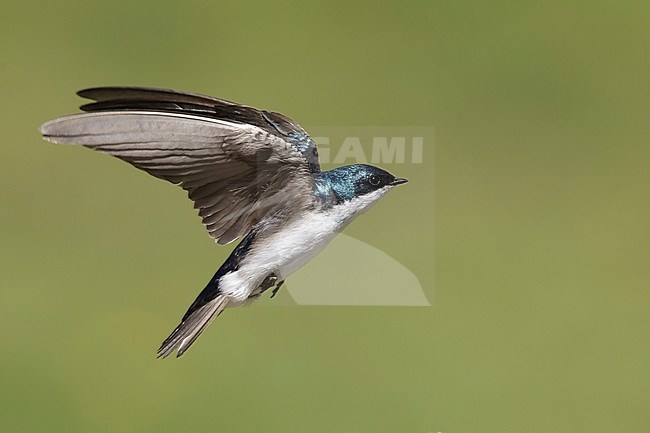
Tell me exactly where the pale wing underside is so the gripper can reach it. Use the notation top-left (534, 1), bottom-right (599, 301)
top-left (40, 110), bottom-right (315, 244)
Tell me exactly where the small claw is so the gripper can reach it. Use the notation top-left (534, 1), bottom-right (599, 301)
top-left (270, 280), bottom-right (285, 299)
top-left (258, 274), bottom-right (278, 294)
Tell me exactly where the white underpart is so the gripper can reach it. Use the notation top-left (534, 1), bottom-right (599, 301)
top-left (219, 186), bottom-right (393, 304)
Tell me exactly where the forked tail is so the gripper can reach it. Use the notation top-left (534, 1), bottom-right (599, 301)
top-left (157, 231), bottom-right (258, 358)
top-left (157, 295), bottom-right (229, 358)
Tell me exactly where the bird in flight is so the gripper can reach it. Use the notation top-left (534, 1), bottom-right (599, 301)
top-left (40, 87), bottom-right (408, 358)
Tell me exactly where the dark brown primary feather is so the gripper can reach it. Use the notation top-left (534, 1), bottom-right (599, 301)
top-left (78, 86), bottom-right (321, 173)
top-left (40, 101), bottom-right (317, 244)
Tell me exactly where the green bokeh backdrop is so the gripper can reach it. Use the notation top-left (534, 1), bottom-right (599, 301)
top-left (1, 2), bottom-right (648, 432)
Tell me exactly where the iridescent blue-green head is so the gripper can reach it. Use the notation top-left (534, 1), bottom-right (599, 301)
top-left (314, 164), bottom-right (408, 207)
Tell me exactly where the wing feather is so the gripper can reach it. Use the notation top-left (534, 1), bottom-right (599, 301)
top-left (40, 110), bottom-right (315, 244)
top-left (77, 86), bottom-right (321, 173)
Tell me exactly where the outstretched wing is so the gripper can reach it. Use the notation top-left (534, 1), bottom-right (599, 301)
top-left (40, 88), bottom-right (320, 244)
top-left (78, 86), bottom-right (321, 173)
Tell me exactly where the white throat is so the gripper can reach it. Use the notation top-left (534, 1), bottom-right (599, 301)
top-left (326, 186), bottom-right (393, 227)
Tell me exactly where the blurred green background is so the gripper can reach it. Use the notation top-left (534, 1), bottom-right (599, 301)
top-left (1, 1), bottom-right (648, 432)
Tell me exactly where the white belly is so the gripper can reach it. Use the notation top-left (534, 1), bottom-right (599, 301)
top-left (272, 213), bottom-right (341, 279)
top-left (218, 187), bottom-right (390, 303)
top-left (217, 211), bottom-right (340, 302)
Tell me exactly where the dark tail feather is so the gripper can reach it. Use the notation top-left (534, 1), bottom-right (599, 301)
top-left (157, 295), bottom-right (229, 358)
top-left (157, 230), bottom-right (257, 358)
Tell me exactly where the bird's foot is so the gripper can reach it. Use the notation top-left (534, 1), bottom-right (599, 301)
top-left (270, 280), bottom-right (285, 299)
top-left (258, 274), bottom-right (278, 294)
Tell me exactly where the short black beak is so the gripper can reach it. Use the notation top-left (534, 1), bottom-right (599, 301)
top-left (389, 177), bottom-right (408, 186)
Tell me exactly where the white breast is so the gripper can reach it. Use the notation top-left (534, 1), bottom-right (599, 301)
top-left (218, 186), bottom-right (392, 303)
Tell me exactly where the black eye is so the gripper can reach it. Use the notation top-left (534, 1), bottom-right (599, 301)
top-left (368, 174), bottom-right (381, 186)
